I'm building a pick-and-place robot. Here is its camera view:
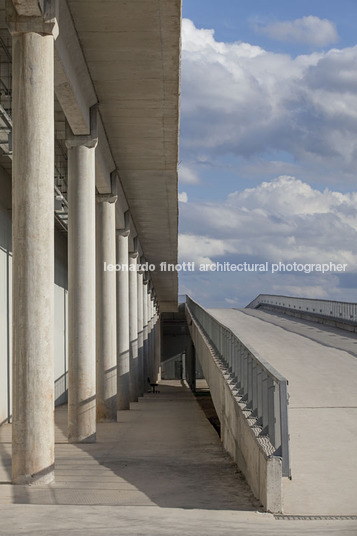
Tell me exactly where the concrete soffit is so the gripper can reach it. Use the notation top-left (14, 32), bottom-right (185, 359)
top-left (54, 1), bottom-right (137, 237)
top-left (53, 0), bottom-right (179, 310)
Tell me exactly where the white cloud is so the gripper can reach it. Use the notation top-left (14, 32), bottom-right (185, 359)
top-left (179, 164), bottom-right (200, 184)
top-left (179, 176), bottom-right (357, 268)
top-left (179, 176), bottom-right (357, 307)
top-left (181, 19), bottom-right (357, 182)
top-left (178, 191), bottom-right (188, 203)
top-left (178, 234), bottom-right (236, 265)
top-left (256, 16), bottom-right (339, 47)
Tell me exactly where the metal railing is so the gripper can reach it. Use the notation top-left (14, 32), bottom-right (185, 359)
top-left (186, 296), bottom-right (291, 477)
top-left (247, 294), bottom-right (357, 324)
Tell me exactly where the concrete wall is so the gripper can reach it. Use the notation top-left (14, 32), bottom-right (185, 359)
top-left (258, 304), bottom-right (357, 332)
top-left (0, 165), bottom-right (68, 423)
top-left (248, 294), bottom-right (357, 332)
top-left (186, 307), bottom-right (282, 513)
top-left (161, 354), bottom-right (183, 380)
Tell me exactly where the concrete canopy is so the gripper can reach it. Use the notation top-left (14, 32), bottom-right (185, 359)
top-left (67, 0), bottom-right (181, 312)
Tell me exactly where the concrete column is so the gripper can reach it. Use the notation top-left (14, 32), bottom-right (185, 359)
top-left (129, 251), bottom-right (139, 402)
top-left (142, 278), bottom-right (149, 387)
top-left (66, 106), bottom-right (98, 443)
top-left (148, 291), bottom-right (155, 381)
top-left (8, 1), bottom-right (58, 485)
top-left (96, 195), bottom-right (117, 422)
top-left (116, 227), bottom-right (130, 409)
top-left (146, 289), bottom-right (152, 381)
top-left (150, 299), bottom-right (157, 382)
top-left (137, 271), bottom-right (144, 396)
top-left (155, 311), bottom-right (162, 383)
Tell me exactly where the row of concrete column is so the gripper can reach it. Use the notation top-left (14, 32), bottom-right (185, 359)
top-left (9, 4), bottom-right (161, 485)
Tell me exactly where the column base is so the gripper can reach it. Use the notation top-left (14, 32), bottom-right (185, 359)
top-left (68, 433), bottom-right (96, 444)
top-left (12, 468), bottom-right (55, 486)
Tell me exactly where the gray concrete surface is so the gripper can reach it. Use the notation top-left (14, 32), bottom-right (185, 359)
top-left (244, 307), bottom-right (357, 356)
top-left (95, 198), bottom-right (117, 422)
top-left (137, 271), bottom-right (145, 396)
top-left (10, 14), bottom-right (56, 484)
top-left (186, 305), bottom-right (283, 512)
top-left (1, 505), bottom-right (357, 536)
top-left (116, 229), bottom-right (130, 410)
top-left (0, 381), bottom-right (356, 535)
top-left (65, 0), bottom-right (180, 309)
top-left (67, 139), bottom-right (97, 444)
top-left (129, 252), bottom-right (139, 402)
top-left (208, 308), bottom-right (357, 516)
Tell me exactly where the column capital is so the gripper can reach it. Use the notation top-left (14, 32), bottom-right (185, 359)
top-left (129, 236), bottom-right (138, 259)
top-left (96, 193), bottom-right (118, 204)
top-left (116, 228), bottom-right (130, 238)
top-left (6, 0), bottom-right (58, 37)
top-left (65, 104), bottom-right (98, 149)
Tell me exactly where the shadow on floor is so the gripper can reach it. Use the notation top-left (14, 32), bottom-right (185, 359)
top-left (0, 381), bottom-right (259, 511)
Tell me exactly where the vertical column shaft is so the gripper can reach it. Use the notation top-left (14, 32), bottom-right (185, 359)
top-left (129, 252), bottom-right (139, 402)
top-left (137, 272), bottom-right (144, 396)
top-left (150, 300), bottom-right (156, 382)
top-left (11, 28), bottom-right (55, 484)
top-left (146, 290), bottom-right (152, 381)
top-left (67, 143), bottom-right (96, 443)
top-left (96, 199), bottom-right (117, 421)
top-left (142, 281), bottom-right (149, 385)
top-left (116, 231), bottom-right (130, 409)
top-left (155, 312), bottom-right (161, 383)
top-left (148, 293), bottom-right (155, 381)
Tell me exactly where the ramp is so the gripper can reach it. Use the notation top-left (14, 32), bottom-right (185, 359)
top-left (208, 307), bottom-right (357, 515)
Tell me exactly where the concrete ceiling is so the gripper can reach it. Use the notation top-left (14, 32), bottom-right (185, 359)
top-left (67, 0), bottom-right (181, 311)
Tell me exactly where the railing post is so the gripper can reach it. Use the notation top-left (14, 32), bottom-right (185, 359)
top-left (233, 339), bottom-right (238, 383)
top-left (238, 344), bottom-right (243, 388)
top-left (257, 366), bottom-right (263, 424)
top-left (262, 371), bottom-right (269, 434)
top-left (247, 354), bottom-right (253, 408)
top-left (228, 331), bottom-right (232, 370)
top-left (252, 359), bottom-right (258, 416)
top-left (267, 377), bottom-right (277, 447)
top-left (242, 348), bottom-right (248, 396)
top-left (279, 380), bottom-right (290, 477)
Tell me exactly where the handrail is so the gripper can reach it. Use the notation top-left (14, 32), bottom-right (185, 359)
top-left (186, 295), bottom-right (291, 477)
top-left (247, 294), bottom-right (357, 324)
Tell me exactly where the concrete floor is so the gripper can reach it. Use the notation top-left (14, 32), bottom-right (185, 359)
top-left (0, 380), bottom-right (356, 535)
top-left (208, 308), bottom-right (357, 517)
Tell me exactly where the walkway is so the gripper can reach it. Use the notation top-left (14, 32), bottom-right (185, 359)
top-left (208, 308), bottom-right (357, 516)
top-left (0, 380), bottom-right (356, 535)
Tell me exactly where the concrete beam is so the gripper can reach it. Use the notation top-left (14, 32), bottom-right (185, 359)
top-left (55, 0), bottom-right (114, 194)
top-left (54, 0), bottom-right (95, 135)
top-left (12, 0), bottom-right (41, 17)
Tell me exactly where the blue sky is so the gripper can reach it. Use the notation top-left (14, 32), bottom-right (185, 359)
top-left (183, 0), bottom-right (357, 52)
top-left (178, 1), bottom-right (357, 307)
